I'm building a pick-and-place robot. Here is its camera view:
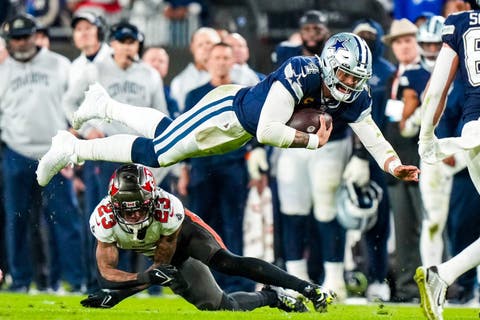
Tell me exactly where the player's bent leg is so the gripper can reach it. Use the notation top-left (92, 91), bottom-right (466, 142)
top-left (172, 258), bottom-right (224, 310)
top-left (208, 249), bottom-right (335, 312)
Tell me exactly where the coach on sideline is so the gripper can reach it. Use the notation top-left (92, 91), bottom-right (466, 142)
top-left (0, 13), bottom-right (84, 293)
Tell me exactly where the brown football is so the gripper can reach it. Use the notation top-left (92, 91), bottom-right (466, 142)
top-left (286, 108), bottom-right (332, 133)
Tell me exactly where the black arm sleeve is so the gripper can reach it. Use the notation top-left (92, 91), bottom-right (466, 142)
top-left (97, 271), bottom-right (150, 290)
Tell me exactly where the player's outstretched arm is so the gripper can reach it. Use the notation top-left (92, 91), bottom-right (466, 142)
top-left (349, 114), bottom-right (419, 181)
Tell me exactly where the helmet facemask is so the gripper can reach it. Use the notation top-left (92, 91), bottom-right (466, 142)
top-left (416, 15), bottom-right (444, 72)
top-left (111, 191), bottom-right (154, 235)
top-left (319, 33), bottom-right (372, 107)
top-left (109, 164), bottom-right (157, 239)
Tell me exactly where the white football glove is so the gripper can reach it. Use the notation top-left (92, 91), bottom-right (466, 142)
top-left (343, 156), bottom-right (370, 187)
top-left (247, 147), bottom-right (269, 180)
top-left (400, 108), bottom-right (421, 138)
top-left (419, 136), bottom-right (442, 164)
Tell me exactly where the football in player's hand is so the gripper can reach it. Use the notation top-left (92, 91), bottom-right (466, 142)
top-left (286, 108), bottom-right (332, 133)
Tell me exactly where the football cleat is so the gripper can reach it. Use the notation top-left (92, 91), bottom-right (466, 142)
top-left (72, 82), bottom-right (110, 130)
top-left (303, 284), bottom-right (336, 312)
top-left (36, 130), bottom-right (81, 186)
top-left (262, 285), bottom-right (309, 313)
top-left (414, 266), bottom-right (447, 320)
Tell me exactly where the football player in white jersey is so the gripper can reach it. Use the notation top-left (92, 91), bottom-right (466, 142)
top-left (37, 32), bottom-right (420, 190)
top-left (81, 164), bottom-right (335, 312)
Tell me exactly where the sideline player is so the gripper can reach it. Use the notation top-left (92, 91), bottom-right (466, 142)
top-left (36, 32), bottom-right (420, 187)
top-left (80, 163), bottom-right (334, 312)
top-left (415, 2), bottom-right (480, 320)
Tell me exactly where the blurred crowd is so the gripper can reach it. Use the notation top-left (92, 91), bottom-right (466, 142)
top-left (0, 0), bottom-right (479, 307)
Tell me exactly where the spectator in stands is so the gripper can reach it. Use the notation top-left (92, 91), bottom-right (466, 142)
top-left (0, 13), bottom-right (84, 293)
top-left (224, 32), bottom-right (265, 86)
top-left (0, 36), bottom-right (7, 63)
top-left (35, 25), bottom-right (50, 48)
top-left (393, 0), bottom-right (444, 21)
top-left (67, 0), bottom-right (123, 25)
top-left (382, 18), bottom-right (423, 302)
top-left (142, 47), bottom-right (181, 119)
top-left (170, 27), bottom-right (221, 111)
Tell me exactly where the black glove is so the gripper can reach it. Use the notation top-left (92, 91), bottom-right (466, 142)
top-left (143, 265), bottom-right (178, 286)
top-left (80, 289), bottom-right (121, 308)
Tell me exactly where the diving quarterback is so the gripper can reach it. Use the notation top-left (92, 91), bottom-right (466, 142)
top-left (81, 163), bottom-right (333, 312)
top-left (36, 32), bottom-right (419, 187)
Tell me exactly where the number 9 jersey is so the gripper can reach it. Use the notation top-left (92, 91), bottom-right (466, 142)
top-left (442, 11), bottom-right (480, 124)
top-left (89, 188), bottom-right (185, 257)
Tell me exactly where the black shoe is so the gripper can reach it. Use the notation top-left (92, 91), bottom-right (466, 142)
top-left (303, 284), bottom-right (335, 312)
top-left (262, 285), bottom-right (309, 313)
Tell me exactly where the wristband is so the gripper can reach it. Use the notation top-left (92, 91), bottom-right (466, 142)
top-left (306, 134), bottom-right (319, 150)
top-left (388, 158), bottom-right (402, 175)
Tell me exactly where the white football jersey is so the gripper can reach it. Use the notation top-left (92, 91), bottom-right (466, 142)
top-left (89, 189), bottom-right (185, 257)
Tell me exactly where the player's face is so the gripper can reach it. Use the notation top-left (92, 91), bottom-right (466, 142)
top-left (419, 42), bottom-right (442, 60)
top-left (121, 208), bottom-right (149, 224)
top-left (335, 68), bottom-right (363, 92)
top-left (207, 46), bottom-right (234, 78)
top-left (391, 35), bottom-right (418, 65)
top-left (73, 20), bottom-right (99, 51)
top-left (142, 48), bottom-right (169, 78)
top-left (190, 32), bottom-right (220, 68)
top-left (224, 34), bottom-right (249, 64)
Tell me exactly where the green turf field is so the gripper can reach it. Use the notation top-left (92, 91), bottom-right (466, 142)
top-left (0, 292), bottom-right (478, 320)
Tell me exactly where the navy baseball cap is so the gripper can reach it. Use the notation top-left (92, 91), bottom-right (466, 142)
top-left (299, 10), bottom-right (327, 27)
top-left (110, 22), bottom-right (144, 42)
top-left (2, 13), bottom-right (37, 39)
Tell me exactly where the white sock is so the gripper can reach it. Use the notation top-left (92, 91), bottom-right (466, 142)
top-left (323, 262), bottom-right (345, 285)
top-left (108, 99), bottom-right (167, 138)
top-left (285, 259), bottom-right (309, 281)
top-left (437, 237), bottom-right (480, 286)
top-left (420, 220), bottom-right (444, 267)
top-left (75, 134), bottom-right (136, 163)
